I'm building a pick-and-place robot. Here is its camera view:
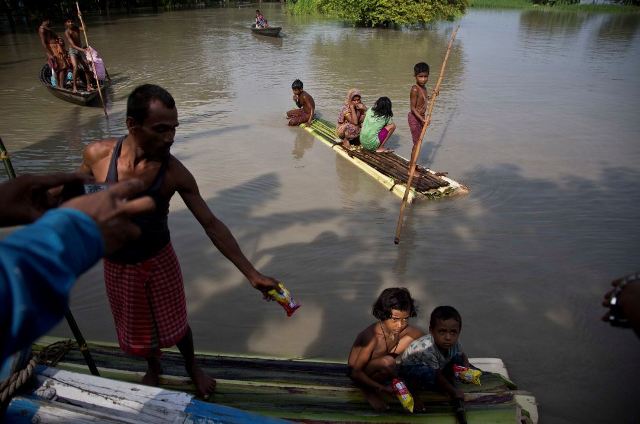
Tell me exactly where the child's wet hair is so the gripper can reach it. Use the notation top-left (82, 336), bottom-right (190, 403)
top-left (372, 96), bottom-right (393, 119)
top-left (429, 306), bottom-right (462, 330)
top-left (414, 62), bottom-right (429, 76)
top-left (292, 79), bottom-right (303, 90)
top-left (372, 287), bottom-right (418, 321)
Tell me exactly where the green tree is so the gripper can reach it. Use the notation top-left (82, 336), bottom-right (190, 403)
top-left (289, 0), bottom-right (467, 26)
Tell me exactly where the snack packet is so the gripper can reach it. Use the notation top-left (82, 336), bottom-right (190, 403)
top-left (267, 282), bottom-right (301, 317)
top-left (453, 365), bottom-right (482, 385)
top-left (391, 378), bottom-right (414, 413)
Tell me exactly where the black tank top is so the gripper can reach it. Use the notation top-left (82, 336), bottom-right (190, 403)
top-left (105, 136), bottom-right (171, 264)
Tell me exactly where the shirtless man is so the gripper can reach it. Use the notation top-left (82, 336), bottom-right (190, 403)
top-left (64, 18), bottom-right (92, 92)
top-left (286, 79), bottom-right (315, 126)
top-left (77, 84), bottom-right (281, 397)
top-left (347, 288), bottom-right (424, 411)
top-left (38, 18), bottom-right (66, 88)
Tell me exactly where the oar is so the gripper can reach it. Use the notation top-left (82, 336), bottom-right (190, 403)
top-left (76, 2), bottom-right (108, 118)
top-left (0, 137), bottom-right (100, 376)
top-left (394, 25), bottom-right (459, 245)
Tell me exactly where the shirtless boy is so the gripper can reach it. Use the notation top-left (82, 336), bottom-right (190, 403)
top-left (77, 84), bottom-right (281, 397)
top-left (347, 287), bottom-right (424, 411)
top-left (38, 18), bottom-right (66, 88)
top-left (64, 18), bottom-right (93, 92)
top-left (408, 62), bottom-right (430, 146)
top-left (286, 79), bottom-right (315, 126)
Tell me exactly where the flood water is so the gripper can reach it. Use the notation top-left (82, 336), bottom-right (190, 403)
top-left (1, 5), bottom-right (639, 423)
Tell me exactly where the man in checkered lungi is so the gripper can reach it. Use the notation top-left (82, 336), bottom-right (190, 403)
top-left (77, 84), bottom-right (281, 397)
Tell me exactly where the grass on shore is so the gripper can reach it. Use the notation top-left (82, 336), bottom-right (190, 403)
top-left (469, 0), bottom-right (640, 12)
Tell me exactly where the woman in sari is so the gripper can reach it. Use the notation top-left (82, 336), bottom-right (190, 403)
top-left (336, 89), bottom-right (367, 148)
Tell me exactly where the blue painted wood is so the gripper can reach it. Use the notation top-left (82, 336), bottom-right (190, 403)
top-left (4, 398), bottom-right (38, 423)
top-left (184, 398), bottom-right (292, 423)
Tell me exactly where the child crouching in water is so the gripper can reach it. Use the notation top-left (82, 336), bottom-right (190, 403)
top-left (347, 287), bottom-right (424, 411)
top-left (399, 306), bottom-right (471, 413)
top-left (359, 96), bottom-right (396, 153)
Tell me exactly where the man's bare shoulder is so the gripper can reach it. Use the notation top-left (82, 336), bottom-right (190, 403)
top-left (84, 138), bottom-right (117, 161)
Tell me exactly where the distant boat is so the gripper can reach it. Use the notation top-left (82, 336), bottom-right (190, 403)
top-left (250, 24), bottom-right (281, 37)
top-left (39, 63), bottom-right (109, 106)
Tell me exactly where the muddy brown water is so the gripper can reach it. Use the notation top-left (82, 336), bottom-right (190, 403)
top-left (1, 5), bottom-right (639, 423)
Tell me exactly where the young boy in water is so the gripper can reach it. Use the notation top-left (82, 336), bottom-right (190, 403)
top-left (399, 306), bottom-right (470, 403)
top-left (286, 79), bottom-right (315, 126)
top-left (347, 288), bottom-right (424, 411)
top-left (408, 62), bottom-right (431, 146)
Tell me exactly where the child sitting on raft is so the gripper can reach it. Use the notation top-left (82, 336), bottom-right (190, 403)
top-left (336, 88), bottom-right (367, 149)
top-left (347, 287), bottom-right (424, 411)
top-left (359, 96), bottom-right (396, 153)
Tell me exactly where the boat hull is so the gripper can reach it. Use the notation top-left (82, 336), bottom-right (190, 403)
top-left (30, 337), bottom-right (537, 423)
top-left (39, 64), bottom-right (108, 106)
top-left (251, 25), bottom-right (281, 37)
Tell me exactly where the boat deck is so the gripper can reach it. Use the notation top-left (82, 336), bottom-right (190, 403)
top-left (27, 338), bottom-right (537, 423)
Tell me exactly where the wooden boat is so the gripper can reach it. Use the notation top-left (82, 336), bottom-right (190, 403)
top-left (39, 64), bottom-right (108, 106)
top-left (251, 24), bottom-right (281, 37)
top-left (301, 119), bottom-right (469, 203)
top-left (24, 337), bottom-right (538, 423)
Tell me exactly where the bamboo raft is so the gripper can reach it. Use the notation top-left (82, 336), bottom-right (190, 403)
top-left (301, 119), bottom-right (468, 203)
top-left (24, 337), bottom-right (537, 423)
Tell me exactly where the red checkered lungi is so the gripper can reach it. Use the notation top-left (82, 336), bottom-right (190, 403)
top-left (287, 108), bottom-right (310, 126)
top-left (104, 242), bottom-right (188, 357)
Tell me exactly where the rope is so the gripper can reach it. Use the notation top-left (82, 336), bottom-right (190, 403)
top-left (0, 356), bottom-right (37, 409)
top-left (0, 340), bottom-right (74, 409)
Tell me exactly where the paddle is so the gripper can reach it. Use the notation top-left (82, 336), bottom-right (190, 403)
top-left (76, 2), bottom-right (108, 118)
top-left (0, 137), bottom-right (100, 377)
top-left (394, 26), bottom-right (459, 245)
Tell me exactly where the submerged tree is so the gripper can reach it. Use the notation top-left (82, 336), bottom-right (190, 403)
top-left (288, 0), bottom-right (467, 27)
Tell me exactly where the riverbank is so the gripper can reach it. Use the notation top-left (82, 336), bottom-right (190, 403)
top-left (470, 0), bottom-right (640, 12)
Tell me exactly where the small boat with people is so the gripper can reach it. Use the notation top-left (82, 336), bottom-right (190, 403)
top-left (39, 63), bottom-right (109, 106)
top-left (9, 337), bottom-right (538, 423)
top-left (250, 24), bottom-right (281, 37)
top-left (302, 118), bottom-right (468, 203)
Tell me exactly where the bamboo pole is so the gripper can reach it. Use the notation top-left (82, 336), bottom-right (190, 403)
top-left (394, 26), bottom-right (459, 245)
top-left (76, 2), bottom-right (108, 118)
top-left (0, 137), bottom-right (100, 376)
top-left (0, 137), bottom-right (16, 179)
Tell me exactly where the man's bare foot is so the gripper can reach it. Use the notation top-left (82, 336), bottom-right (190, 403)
top-left (363, 389), bottom-right (390, 412)
top-left (188, 363), bottom-right (216, 398)
top-left (376, 148), bottom-right (393, 153)
top-left (141, 360), bottom-right (162, 387)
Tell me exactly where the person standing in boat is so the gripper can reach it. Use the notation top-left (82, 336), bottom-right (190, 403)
top-left (76, 84), bottom-right (281, 398)
top-left (64, 18), bottom-right (93, 93)
top-left (255, 9), bottom-right (269, 28)
top-left (38, 18), bottom-right (67, 89)
top-left (336, 88), bottom-right (367, 149)
top-left (347, 288), bottom-right (424, 411)
top-left (286, 79), bottom-right (315, 126)
top-left (360, 96), bottom-right (396, 153)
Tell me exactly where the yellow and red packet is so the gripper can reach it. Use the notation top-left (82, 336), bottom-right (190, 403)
top-left (267, 282), bottom-right (301, 317)
top-left (391, 378), bottom-right (415, 413)
top-left (453, 365), bottom-right (482, 385)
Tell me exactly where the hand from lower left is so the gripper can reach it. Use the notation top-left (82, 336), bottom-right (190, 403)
top-left (62, 179), bottom-right (155, 255)
top-left (0, 173), bottom-right (90, 227)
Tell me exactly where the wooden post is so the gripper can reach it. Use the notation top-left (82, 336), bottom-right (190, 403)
top-left (394, 26), bottom-right (459, 245)
top-left (76, 2), bottom-right (108, 118)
